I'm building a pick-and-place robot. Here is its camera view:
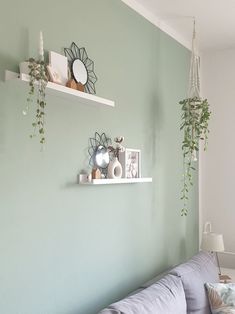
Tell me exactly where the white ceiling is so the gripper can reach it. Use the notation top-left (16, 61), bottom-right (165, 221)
top-left (122, 0), bottom-right (235, 52)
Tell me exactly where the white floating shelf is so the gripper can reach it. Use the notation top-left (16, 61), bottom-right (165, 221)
top-left (79, 178), bottom-right (152, 185)
top-left (5, 70), bottom-right (115, 107)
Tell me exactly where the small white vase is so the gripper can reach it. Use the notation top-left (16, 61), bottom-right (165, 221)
top-left (107, 157), bottom-right (122, 179)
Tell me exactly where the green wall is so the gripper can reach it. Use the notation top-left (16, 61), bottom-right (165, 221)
top-left (0, 1), bottom-right (198, 313)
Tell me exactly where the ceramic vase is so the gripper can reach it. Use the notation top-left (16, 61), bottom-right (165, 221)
top-left (107, 157), bottom-right (122, 179)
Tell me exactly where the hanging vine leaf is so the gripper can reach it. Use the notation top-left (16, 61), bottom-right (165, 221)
top-left (24, 58), bottom-right (48, 147)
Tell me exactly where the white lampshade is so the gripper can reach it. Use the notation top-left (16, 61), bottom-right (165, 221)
top-left (201, 232), bottom-right (225, 252)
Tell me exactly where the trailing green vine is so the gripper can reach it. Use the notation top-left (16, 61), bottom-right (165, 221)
top-left (26, 58), bottom-right (48, 146)
top-left (180, 97), bottom-right (211, 216)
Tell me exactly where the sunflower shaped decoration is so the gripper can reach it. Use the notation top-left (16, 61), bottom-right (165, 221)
top-left (64, 42), bottom-right (97, 94)
top-left (88, 132), bottom-right (112, 176)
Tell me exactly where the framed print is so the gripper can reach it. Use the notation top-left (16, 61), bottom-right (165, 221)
top-left (119, 149), bottom-right (141, 178)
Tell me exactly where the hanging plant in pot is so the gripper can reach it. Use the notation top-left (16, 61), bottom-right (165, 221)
top-left (23, 31), bottom-right (48, 147)
top-left (180, 97), bottom-right (211, 216)
top-left (180, 22), bottom-right (211, 216)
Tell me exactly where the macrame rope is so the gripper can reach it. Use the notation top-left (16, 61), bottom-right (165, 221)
top-left (188, 20), bottom-right (200, 98)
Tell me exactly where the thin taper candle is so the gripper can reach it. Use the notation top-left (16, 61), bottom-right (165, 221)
top-left (39, 31), bottom-right (44, 60)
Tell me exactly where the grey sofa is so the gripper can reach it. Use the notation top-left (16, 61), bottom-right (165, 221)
top-left (98, 251), bottom-right (219, 314)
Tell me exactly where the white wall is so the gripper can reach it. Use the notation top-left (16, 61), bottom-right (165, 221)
top-left (201, 48), bottom-right (235, 268)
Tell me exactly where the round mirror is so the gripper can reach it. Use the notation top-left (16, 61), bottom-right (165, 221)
top-left (94, 146), bottom-right (110, 169)
top-left (72, 59), bottom-right (88, 85)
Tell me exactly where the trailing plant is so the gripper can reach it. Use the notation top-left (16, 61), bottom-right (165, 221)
top-left (180, 96), bottom-right (211, 216)
top-left (26, 58), bottom-right (48, 146)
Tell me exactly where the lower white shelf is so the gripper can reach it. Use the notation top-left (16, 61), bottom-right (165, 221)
top-left (79, 178), bottom-right (152, 185)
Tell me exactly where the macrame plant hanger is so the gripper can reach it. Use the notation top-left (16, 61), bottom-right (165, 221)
top-left (188, 20), bottom-right (200, 161)
top-left (188, 20), bottom-right (200, 99)
top-left (180, 19), bottom-right (210, 216)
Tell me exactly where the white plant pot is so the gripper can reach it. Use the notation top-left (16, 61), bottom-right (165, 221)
top-left (19, 61), bottom-right (30, 75)
top-left (107, 157), bottom-right (122, 179)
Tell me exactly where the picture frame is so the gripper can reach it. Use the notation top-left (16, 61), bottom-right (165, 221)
top-left (119, 148), bottom-right (141, 178)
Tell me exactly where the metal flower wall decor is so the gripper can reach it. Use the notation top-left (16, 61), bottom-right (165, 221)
top-left (88, 132), bottom-right (112, 176)
top-left (64, 42), bottom-right (98, 94)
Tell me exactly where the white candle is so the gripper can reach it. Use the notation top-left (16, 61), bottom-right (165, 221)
top-left (39, 31), bottom-right (44, 60)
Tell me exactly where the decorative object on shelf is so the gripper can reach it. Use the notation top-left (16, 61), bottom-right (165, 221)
top-left (39, 31), bottom-right (44, 59)
top-left (108, 136), bottom-right (125, 159)
top-left (107, 157), bottom-right (122, 179)
top-left (201, 222), bottom-right (225, 275)
top-left (77, 82), bottom-right (85, 92)
top-left (179, 20), bottom-right (211, 216)
top-left (88, 132), bottom-right (112, 176)
top-left (114, 136), bottom-right (125, 156)
top-left (92, 168), bottom-right (101, 179)
top-left (94, 145), bottom-right (109, 169)
top-left (79, 172), bottom-right (92, 183)
top-left (66, 79), bottom-right (78, 90)
top-left (64, 42), bottom-right (97, 94)
top-left (48, 51), bottom-right (68, 86)
top-left (119, 148), bottom-right (141, 178)
top-left (19, 61), bottom-right (30, 75)
top-left (23, 31), bottom-right (48, 146)
top-left (47, 65), bottom-right (62, 84)
top-left (105, 136), bottom-right (125, 179)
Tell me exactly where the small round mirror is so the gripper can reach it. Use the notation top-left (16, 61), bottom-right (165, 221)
top-left (95, 146), bottom-right (110, 169)
top-left (72, 59), bottom-right (88, 85)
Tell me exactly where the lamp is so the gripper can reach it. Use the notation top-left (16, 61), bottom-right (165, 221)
top-left (201, 222), bottom-right (225, 275)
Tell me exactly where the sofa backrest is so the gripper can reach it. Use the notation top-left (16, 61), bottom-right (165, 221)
top-left (98, 274), bottom-right (187, 314)
top-left (170, 251), bottom-right (219, 314)
top-left (98, 251), bottom-right (219, 314)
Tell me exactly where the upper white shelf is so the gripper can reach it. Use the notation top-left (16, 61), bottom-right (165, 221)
top-left (79, 178), bottom-right (152, 185)
top-left (5, 70), bottom-right (115, 108)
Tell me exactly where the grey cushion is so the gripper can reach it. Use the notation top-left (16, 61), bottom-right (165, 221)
top-left (98, 274), bottom-right (187, 314)
top-left (170, 251), bottom-right (219, 314)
